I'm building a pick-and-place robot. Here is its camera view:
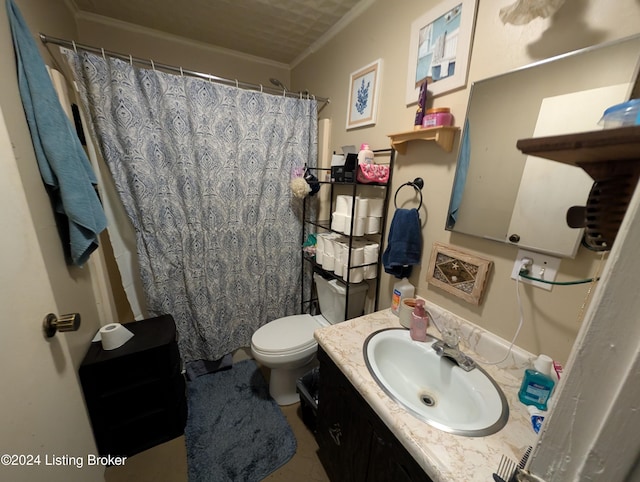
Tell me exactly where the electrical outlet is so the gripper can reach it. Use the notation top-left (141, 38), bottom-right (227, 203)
top-left (511, 248), bottom-right (561, 291)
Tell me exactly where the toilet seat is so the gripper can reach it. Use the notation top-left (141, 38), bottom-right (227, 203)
top-left (251, 314), bottom-right (321, 355)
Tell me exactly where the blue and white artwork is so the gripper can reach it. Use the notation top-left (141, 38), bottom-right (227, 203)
top-left (347, 59), bottom-right (381, 129)
top-left (355, 79), bottom-right (371, 115)
top-left (415, 4), bottom-right (462, 84)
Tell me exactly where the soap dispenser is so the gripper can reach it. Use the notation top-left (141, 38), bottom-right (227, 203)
top-left (409, 299), bottom-right (429, 342)
top-left (518, 354), bottom-right (556, 410)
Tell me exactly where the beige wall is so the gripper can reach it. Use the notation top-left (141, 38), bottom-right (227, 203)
top-left (74, 13), bottom-right (291, 91)
top-left (292, 0), bottom-right (640, 363)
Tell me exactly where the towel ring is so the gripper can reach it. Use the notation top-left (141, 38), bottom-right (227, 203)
top-left (394, 177), bottom-right (424, 210)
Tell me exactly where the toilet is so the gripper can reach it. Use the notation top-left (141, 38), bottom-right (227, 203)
top-left (251, 273), bottom-right (368, 405)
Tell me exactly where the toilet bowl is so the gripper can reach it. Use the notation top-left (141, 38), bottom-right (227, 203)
top-left (251, 274), bottom-right (368, 405)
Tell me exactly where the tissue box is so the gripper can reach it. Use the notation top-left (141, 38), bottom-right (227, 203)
top-left (331, 153), bottom-right (357, 182)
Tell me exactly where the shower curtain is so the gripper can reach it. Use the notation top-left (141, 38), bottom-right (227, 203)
top-left (62, 48), bottom-right (317, 363)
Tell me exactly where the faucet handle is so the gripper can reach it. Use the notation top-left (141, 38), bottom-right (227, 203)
top-left (442, 329), bottom-right (460, 349)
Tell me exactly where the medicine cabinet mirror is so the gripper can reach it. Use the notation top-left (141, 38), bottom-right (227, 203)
top-left (446, 34), bottom-right (640, 257)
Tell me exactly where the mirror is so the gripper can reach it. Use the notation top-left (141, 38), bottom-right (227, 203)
top-left (446, 34), bottom-right (640, 257)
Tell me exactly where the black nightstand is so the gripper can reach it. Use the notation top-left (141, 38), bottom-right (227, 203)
top-left (79, 314), bottom-right (187, 457)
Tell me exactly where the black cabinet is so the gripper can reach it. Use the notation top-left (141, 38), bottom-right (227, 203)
top-left (79, 314), bottom-right (187, 457)
top-left (316, 347), bottom-right (431, 482)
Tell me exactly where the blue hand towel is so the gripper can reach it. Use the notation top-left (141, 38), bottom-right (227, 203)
top-left (7, 0), bottom-right (107, 266)
top-left (447, 118), bottom-right (470, 229)
top-left (382, 208), bottom-right (422, 279)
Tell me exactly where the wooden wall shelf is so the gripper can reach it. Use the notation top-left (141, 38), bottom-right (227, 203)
top-left (388, 126), bottom-right (459, 154)
top-left (516, 125), bottom-right (640, 251)
top-left (516, 125), bottom-right (640, 180)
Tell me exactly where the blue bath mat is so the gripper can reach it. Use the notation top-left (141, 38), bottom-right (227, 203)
top-left (185, 359), bottom-right (297, 482)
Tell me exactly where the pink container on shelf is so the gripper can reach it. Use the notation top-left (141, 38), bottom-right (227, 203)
top-left (422, 107), bottom-right (453, 128)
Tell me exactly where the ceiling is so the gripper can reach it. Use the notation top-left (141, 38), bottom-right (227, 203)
top-left (70, 0), bottom-right (371, 65)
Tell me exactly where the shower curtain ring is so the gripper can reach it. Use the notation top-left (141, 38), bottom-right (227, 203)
top-left (101, 47), bottom-right (106, 60)
top-left (150, 59), bottom-right (156, 71)
top-left (260, 84), bottom-right (263, 93)
top-left (180, 66), bottom-right (184, 76)
top-left (129, 54), bottom-right (133, 66)
top-left (235, 79), bottom-right (239, 88)
top-left (71, 40), bottom-right (77, 54)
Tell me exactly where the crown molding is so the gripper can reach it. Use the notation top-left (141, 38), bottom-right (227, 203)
top-left (290, 0), bottom-right (376, 68)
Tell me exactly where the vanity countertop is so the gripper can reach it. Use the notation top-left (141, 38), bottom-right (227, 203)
top-left (314, 300), bottom-right (539, 482)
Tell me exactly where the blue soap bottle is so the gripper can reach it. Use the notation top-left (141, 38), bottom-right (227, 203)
top-left (518, 354), bottom-right (556, 411)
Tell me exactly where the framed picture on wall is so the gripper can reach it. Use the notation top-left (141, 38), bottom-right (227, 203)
top-left (426, 242), bottom-right (492, 305)
top-left (405, 0), bottom-right (478, 105)
top-left (346, 59), bottom-right (382, 130)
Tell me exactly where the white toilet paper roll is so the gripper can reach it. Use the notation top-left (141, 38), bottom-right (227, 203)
top-left (315, 234), bottom-right (325, 265)
top-left (333, 242), bottom-right (346, 276)
top-left (343, 216), bottom-right (352, 235)
top-left (366, 216), bottom-right (381, 234)
top-left (364, 266), bottom-right (377, 279)
top-left (351, 245), bottom-right (365, 266)
top-left (344, 266), bottom-right (364, 283)
top-left (323, 253), bottom-right (335, 271)
top-left (363, 242), bottom-right (380, 263)
top-left (353, 217), bottom-right (366, 237)
top-left (364, 242), bottom-right (380, 279)
top-left (356, 197), bottom-right (370, 217)
top-left (334, 260), bottom-right (343, 277)
top-left (335, 195), bottom-right (352, 215)
top-left (331, 213), bottom-right (346, 232)
top-left (99, 323), bottom-right (134, 350)
top-left (323, 235), bottom-right (336, 257)
top-left (368, 198), bottom-right (385, 217)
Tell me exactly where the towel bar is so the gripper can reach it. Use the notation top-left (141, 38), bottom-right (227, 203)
top-left (394, 177), bottom-right (424, 210)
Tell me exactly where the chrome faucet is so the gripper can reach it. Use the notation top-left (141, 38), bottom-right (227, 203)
top-left (427, 311), bottom-right (477, 372)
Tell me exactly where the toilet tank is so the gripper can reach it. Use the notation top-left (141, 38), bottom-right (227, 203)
top-left (313, 273), bottom-right (369, 324)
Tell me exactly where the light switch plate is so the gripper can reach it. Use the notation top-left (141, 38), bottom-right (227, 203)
top-left (511, 248), bottom-right (561, 291)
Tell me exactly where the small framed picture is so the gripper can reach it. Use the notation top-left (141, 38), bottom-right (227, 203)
top-left (426, 242), bottom-right (492, 305)
top-left (346, 59), bottom-right (382, 130)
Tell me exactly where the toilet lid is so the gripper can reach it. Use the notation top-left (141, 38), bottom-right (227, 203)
top-left (252, 314), bottom-right (319, 354)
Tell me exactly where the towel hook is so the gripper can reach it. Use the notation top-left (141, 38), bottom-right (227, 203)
top-left (394, 177), bottom-right (424, 210)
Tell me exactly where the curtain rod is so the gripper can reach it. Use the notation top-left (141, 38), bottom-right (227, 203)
top-left (39, 33), bottom-right (330, 110)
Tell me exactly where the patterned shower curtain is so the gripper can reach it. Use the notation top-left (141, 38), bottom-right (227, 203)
top-left (62, 49), bottom-right (317, 363)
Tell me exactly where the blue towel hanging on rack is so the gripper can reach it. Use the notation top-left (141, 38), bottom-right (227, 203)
top-left (382, 208), bottom-right (422, 278)
top-left (7, 0), bottom-right (107, 265)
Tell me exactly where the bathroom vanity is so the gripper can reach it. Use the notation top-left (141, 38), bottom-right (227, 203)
top-left (314, 305), bottom-right (537, 482)
top-left (317, 345), bottom-right (430, 481)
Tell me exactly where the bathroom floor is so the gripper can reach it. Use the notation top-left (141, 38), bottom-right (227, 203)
top-left (104, 368), bottom-right (329, 481)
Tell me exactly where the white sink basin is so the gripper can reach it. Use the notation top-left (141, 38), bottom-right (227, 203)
top-left (364, 328), bottom-right (509, 436)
